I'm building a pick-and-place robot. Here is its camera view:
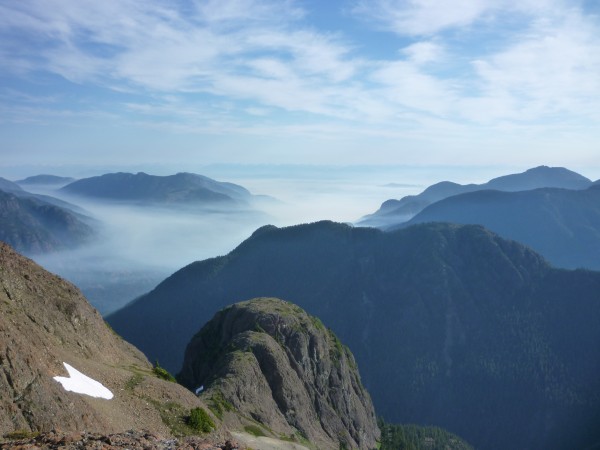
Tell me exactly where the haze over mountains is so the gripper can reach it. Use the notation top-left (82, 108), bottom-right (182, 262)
top-left (359, 166), bottom-right (593, 228)
top-left (2, 171), bottom-right (270, 314)
top-left (60, 172), bottom-right (255, 207)
top-left (107, 220), bottom-right (600, 450)
top-left (0, 177), bottom-right (95, 254)
top-left (402, 184), bottom-right (600, 270)
top-left (16, 174), bottom-right (76, 187)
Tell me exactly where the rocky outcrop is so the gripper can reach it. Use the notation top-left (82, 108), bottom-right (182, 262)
top-left (0, 242), bottom-right (222, 440)
top-left (178, 298), bottom-right (380, 450)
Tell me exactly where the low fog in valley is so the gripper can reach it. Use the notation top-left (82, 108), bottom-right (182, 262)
top-left (12, 162), bottom-right (600, 315)
top-left (16, 165), bottom-right (442, 314)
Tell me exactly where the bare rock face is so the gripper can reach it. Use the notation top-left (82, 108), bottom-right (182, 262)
top-left (0, 242), bottom-right (220, 439)
top-left (178, 298), bottom-right (380, 450)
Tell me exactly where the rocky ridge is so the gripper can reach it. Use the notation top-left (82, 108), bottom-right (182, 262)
top-left (0, 242), bottom-right (225, 443)
top-left (178, 298), bottom-right (380, 450)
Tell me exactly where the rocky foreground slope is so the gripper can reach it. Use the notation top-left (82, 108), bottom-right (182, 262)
top-left (0, 242), bottom-right (226, 444)
top-left (179, 298), bottom-right (380, 450)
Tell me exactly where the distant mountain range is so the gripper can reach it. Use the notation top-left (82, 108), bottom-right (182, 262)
top-left (108, 220), bottom-right (600, 450)
top-left (399, 184), bottom-right (600, 270)
top-left (60, 172), bottom-right (253, 206)
top-left (359, 166), bottom-right (592, 227)
top-left (16, 174), bottom-right (76, 187)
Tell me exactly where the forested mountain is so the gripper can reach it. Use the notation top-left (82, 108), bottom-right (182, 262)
top-left (402, 184), bottom-right (600, 270)
top-left (108, 221), bottom-right (600, 450)
top-left (60, 172), bottom-right (252, 206)
top-left (359, 166), bottom-right (592, 227)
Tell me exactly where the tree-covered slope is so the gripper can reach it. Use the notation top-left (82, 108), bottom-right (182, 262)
top-left (403, 184), bottom-right (600, 270)
top-left (108, 221), bottom-right (600, 450)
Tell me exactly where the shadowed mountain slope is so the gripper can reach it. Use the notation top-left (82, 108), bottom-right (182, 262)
top-left (108, 221), bottom-right (600, 450)
top-left (403, 184), bottom-right (600, 270)
top-left (0, 189), bottom-right (94, 254)
top-left (179, 297), bottom-right (380, 450)
top-left (359, 166), bottom-right (592, 227)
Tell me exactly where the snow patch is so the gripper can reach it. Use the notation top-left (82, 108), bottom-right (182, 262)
top-left (53, 362), bottom-right (114, 400)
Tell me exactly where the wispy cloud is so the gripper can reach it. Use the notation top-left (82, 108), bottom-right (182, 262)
top-left (0, 0), bottom-right (599, 165)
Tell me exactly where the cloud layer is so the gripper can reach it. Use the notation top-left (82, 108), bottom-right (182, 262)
top-left (1, 0), bottom-right (599, 165)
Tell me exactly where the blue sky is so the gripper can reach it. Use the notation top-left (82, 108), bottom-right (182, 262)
top-left (1, 0), bottom-right (600, 172)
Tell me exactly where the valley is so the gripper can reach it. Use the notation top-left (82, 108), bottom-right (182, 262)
top-left (1, 164), bottom-right (600, 449)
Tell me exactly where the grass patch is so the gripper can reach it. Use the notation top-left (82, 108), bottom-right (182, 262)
top-left (244, 424), bottom-right (266, 437)
top-left (124, 372), bottom-right (144, 391)
top-left (4, 430), bottom-right (40, 440)
top-left (207, 390), bottom-right (234, 420)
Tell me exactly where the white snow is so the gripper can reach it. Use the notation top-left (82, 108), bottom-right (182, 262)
top-left (195, 385), bottom-right (204, 395)
top-left (53, 362), bottom-right (114, 400)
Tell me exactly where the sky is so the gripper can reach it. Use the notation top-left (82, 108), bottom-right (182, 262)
top-left (1, 0), bottom-right (600, 173)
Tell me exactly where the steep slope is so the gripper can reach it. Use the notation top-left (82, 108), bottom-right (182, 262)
top-left (179, 298), bottom-right (380, 450)
top-left (359, 165), bottom-right (592, 227)
top-left (403, 184), bottom-right (600, 269)
top-left (60, 172), bottom-right (251, 206)
top-left (0, 242), bottom-right (223, 440)
top-left (108, 221), bottom-right (600, 450)
top-left (0, 177), bottom-right (25, 194)
top-left (0, 189), bottom-right (94, 254)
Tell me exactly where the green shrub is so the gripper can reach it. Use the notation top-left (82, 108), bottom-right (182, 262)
top-left (188, 407), bottom-right (215, 433)
top-left (153, 361), bottom-right (176, 382)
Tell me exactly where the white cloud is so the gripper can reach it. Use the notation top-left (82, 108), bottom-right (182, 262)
top-left (0, 0), bottom-right (599, 157)
top-left (353, 0), bottom-right (498, 36)
top-left (462, 10), bottom-right (600, 122)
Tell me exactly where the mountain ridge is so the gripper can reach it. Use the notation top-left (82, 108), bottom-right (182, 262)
top-left (108, 220), bottom-right (600, 450)
top-left (0, 241), bottom-right (227, 442)
top-left (400, 184), bottom-right (600, 269)
top-left (359, 165), bottom-right (592, 227)
top-left (179, 297), bottom-right (380, 450)
top-left (60, 172), bottom-right (252, 206)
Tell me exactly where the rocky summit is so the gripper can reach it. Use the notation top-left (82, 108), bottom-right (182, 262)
top-left (0, 242), bottom-right (225, 443)
top-left (178, 298), bottom-right (380, 450)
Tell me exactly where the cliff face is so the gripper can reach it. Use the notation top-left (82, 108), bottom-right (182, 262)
top-left (178, 298), bottom-right (380, 450)
top-left (0, 242), bottom-right (219, 439)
